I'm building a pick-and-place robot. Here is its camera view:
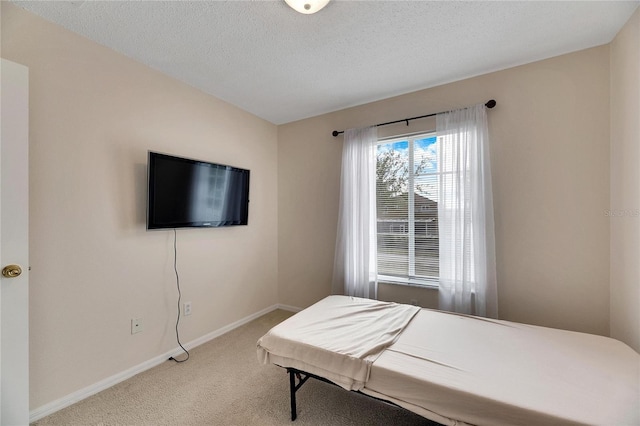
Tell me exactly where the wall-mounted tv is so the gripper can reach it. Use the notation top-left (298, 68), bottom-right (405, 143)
top-left (147, 151), bottom-right (250, 229)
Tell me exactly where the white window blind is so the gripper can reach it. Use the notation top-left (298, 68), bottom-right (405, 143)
top-left (376, 133), bottom-right (439, 285)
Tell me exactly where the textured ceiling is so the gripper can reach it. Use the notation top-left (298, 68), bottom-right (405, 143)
top-left (12, 1), bottom-right (640, 124)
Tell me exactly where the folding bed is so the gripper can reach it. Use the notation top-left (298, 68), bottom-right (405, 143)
top-left (257, 295), bottom-right (639, 425)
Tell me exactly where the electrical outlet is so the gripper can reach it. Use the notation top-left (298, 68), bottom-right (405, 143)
top-left (131, 318), bottom-right (143, 334)
top-left (184, 302), bottom-right (192, 316)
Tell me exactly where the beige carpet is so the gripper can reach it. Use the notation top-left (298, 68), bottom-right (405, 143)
top-left (32, 309), bottom-right (438, 426)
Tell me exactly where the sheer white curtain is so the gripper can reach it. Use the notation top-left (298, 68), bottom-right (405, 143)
top-left (332, 126), bottom-right (378, 299)
top-left (437, 104), bottom-right (498, 318)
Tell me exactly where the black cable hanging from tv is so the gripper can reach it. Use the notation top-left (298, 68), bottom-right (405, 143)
top-left (331, 99), bottom-right (496, 137)
top-left (169, 229), bottom-right (190, 363)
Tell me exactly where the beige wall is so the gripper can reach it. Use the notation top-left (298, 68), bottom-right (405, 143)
top-left (279, 46), bottom-right (612, 336)
top-left (2, 3), bottom-right (279, 410)
top-left (610, 8), bottom-right (640, 353)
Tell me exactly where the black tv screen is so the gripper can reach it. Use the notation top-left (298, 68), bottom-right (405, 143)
top-left (147, 152), bottom-right (250, 229)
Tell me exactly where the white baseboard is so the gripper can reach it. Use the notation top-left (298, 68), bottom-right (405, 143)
top-left (276, 303), bottom-right (302, 313)
top-left (183, 303), bottom-right (281, 349)
top-left (29, 303), bottom-right (281, 423)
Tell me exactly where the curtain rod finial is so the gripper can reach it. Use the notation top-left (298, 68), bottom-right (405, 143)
top-left (485, 99), bottom-right (497, 109)
top-left (332, 130), bottom-right (340, 137)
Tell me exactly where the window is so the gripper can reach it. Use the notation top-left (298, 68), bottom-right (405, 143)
top-left (376, 132), bottom-right (439, 286)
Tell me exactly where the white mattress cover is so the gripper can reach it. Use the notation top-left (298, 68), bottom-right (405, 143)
top-left (257, 295), bottom-right (419, 390)
top-left (363, 308), bottom-right (640, 426)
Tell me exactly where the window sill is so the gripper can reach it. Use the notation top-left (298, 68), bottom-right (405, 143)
top-left (377, 275), bottom-right (439, 290)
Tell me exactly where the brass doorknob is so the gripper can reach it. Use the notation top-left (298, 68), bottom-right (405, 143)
top-left (2, 264), bottom-right (22, 278)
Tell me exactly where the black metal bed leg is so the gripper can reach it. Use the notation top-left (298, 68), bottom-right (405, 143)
top-left (289, 369), bottom-right (297, 421)
top-left (283, 367), bottom-right (402, 422)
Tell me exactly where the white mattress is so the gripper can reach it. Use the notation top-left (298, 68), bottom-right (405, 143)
top-left (258, 296), bottom-right (640, 425)
top-left (363, 308), bottom-right (640, 426)
top-left (257, 295), bottom-right (419, 390)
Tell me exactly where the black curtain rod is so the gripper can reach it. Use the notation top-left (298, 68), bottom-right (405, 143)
top-left (331, 99), bottom-right (496, 137)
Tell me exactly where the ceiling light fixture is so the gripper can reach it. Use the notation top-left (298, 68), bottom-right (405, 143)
top-left (284, 0), bottom-right (330, 14)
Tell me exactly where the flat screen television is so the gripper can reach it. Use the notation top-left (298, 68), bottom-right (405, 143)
top-left (147, 152), bottom-right (250, 229)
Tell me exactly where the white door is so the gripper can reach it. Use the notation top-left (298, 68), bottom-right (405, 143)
top-left (1, 59), bottom-right (30, 425)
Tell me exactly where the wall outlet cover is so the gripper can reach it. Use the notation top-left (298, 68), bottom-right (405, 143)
top-left (131, 318), bottom-right (143, 334)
